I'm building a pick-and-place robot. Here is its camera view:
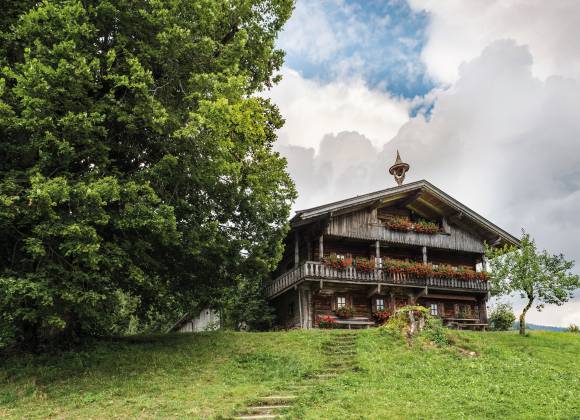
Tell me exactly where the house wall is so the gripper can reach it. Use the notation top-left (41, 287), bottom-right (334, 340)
top-left (326, 208), bottom-right (484, 253)
top-left (177, 308), bottom-right (220, 333)
top-left (271, 282), bottom-right (488, 328)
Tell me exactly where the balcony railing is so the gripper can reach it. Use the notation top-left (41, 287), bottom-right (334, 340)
top-left (266, 261), bottom-right (489, 298)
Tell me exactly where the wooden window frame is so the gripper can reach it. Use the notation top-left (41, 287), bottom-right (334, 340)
top-left (430, 303), bottom-right (438, 316)
top-left (375, 298), bottom-right (385, 311)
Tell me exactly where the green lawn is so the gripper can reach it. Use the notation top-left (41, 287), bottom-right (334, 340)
top-left (1, 330), bottom-right (579, 419)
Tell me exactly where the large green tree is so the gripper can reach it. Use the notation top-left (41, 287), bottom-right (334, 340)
top-left (485, 232), bottom-right (579, 335)
top-left (0, 0), bottom-right (296, 349)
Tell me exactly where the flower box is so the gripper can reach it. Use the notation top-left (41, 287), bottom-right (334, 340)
top-left (318, 315), bottom-right (337, 329)
top-left (355, 257), bottom-right (375, 272)
top-left (384, 259), bottom-right (488, 282)
top-left (322, 256), bottom-right (353, 270)
top-left (372, 310), bottom-right (391, 324)
top-left (335, 305), bottom-right (354, 319)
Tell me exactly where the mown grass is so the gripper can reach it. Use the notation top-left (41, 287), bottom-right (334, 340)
top-left (290, 330), bottom-right (580, 419)
top-left (1, 330), bottom-right (579, 419)
top-left (0, 331), bottom-right (325, 419)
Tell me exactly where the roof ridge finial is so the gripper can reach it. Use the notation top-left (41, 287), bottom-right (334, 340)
top-left (389, 150), bottom-right (410, 186)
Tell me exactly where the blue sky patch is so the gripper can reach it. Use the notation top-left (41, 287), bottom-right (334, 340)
top-left (279, 0), bottom-right (435, 99)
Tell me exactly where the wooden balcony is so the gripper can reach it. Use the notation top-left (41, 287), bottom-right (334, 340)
top-left (266, 261), bottom-right (489, 299)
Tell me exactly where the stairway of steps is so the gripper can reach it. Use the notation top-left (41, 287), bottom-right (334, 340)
top-left (231, 332), bottom-right (359, 419)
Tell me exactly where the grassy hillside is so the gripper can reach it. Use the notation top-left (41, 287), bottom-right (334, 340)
top-left (1, 330), bottom-right (578, 419)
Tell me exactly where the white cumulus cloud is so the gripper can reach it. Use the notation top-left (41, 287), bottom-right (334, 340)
top-left (267, 68), bottom-right (411, 150)
top-left (409, 0), bottom-right (580, 83)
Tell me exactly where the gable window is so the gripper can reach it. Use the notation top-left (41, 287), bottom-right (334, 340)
top-left (375, 298), bottom-right (385, 311)
top-left (336, 296), bottom-right (346, 308)
top-left (430, 303), bottom-right (438, 316)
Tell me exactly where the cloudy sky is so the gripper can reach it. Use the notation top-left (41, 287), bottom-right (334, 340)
top-left (267, 0), bottom-right (580, 327)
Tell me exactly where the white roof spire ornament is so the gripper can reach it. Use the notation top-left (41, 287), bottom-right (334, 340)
top-left (389, 150), bottom-right (410, 186)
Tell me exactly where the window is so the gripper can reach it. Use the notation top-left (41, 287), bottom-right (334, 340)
top-left (430, 303), bottom-right (438, 316)
top-left (337, 296), bottom-right (346, 308)
top-left (375, 298), bottom-right (385, 311)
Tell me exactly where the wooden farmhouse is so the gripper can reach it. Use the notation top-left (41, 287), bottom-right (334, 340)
top-left (268, 153), bottom-right (519, 330)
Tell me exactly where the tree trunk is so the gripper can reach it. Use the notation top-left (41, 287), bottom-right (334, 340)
top-left (519, 298), bottom-right (534, 336)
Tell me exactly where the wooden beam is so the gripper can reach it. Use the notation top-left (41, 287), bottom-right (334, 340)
top-left (422, 246), bottom-right (427, 264)
top-left (319, 234), bottom-right (324, 261)
top-left (442, 217), bottom-right (451, 234)
top-left (294, 231), bottom-right (299, 267)
top-left (415, 196), bottom-right (446, 215)
top-left (367, 285), bottom-right (380, 298)
top-left (395, 189), bottom-right (424, 209)
top-left (421, 293), bottom-right (477, 301)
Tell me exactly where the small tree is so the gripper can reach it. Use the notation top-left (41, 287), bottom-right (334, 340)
top-left (488, 303), bottom-right (516, 331)
top-left (485, 231), bottom-right (579, 336)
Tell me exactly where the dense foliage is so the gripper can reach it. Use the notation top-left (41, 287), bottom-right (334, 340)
top-left (0, 0), bottom-right (296, 349)
top-left (488, 303), bottom-right (516, 331)
top-left (485, 231), bottom-right (579, 335)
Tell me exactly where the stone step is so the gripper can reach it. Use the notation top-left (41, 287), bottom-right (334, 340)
top-left (314, 373), bottom-right (338, 379)
top-left (234, 415), bottom-right (280, 419)
top-left (239, 405), bottom-right (291, 416)
top-left (256, 395), bottom-right (297, 404)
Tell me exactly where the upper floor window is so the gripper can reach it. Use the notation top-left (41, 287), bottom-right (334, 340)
top-left (375, 298), bottom-right (385, 311)
top-left (337, 296), bottom-right (346, 308)
top-left (430, 303), bottom-right (438, 316)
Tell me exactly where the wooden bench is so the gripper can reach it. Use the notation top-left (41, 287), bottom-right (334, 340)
top-left (445, 319), bottom-right (488, 331)
top-left (334, 319), bottom-right (375, 329)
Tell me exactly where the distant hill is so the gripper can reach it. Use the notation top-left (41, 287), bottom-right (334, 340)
top-left (514, 321), bottom-right (567, 332)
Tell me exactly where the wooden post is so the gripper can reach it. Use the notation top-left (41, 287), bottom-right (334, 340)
top-left (319, 234), bottom-right (324, 261)
top-left (307, 236), bottom-right (312, 261)
top-left (422, 246), bottom-right (427, 264)
top-left (481, 255), bottom-right (487, 272)
top-left (375, 240), bottom-right (381, 268)
top-left (294, 231), bottom-right (299, 267)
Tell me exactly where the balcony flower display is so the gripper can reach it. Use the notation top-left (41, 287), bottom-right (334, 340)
top-left (335, 305), bottom-right (354, 319)
top-left (383, 258), bottom-right (413, 274)
top-left (384, 258), bottom-right (488, 281)
top-left (385, 216), bottom-right (440, 235)
top-left (386, 216), bottom-right (414, 232)
top-left (414, 219), bottom-right (440, 234)
top-left (322, 255), bottom-right (353, 270)
top-left (318, 315), bottom-right (337, 329)
top-left (372, 310), bottom-right (391, 324)
top-left (355, 257), bottom-right (375, 272)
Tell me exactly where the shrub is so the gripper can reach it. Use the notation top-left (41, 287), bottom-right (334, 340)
top-left (489, 303), bottom-right (516, 331)
top-left (567, 324), bottom-right (579, 333)
top-left (422, 316), bottom-right (449, 346)
top-left (397, 305), bottom-right (430, 319)
top-left (335, 305), bottom-right (354, 319)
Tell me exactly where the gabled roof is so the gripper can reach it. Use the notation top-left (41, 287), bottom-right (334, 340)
top-left (292, 180), bottom-right (519, 247)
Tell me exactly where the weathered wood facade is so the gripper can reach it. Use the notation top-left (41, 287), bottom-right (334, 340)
top-left (268, 180), bottom-right (519, 330)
